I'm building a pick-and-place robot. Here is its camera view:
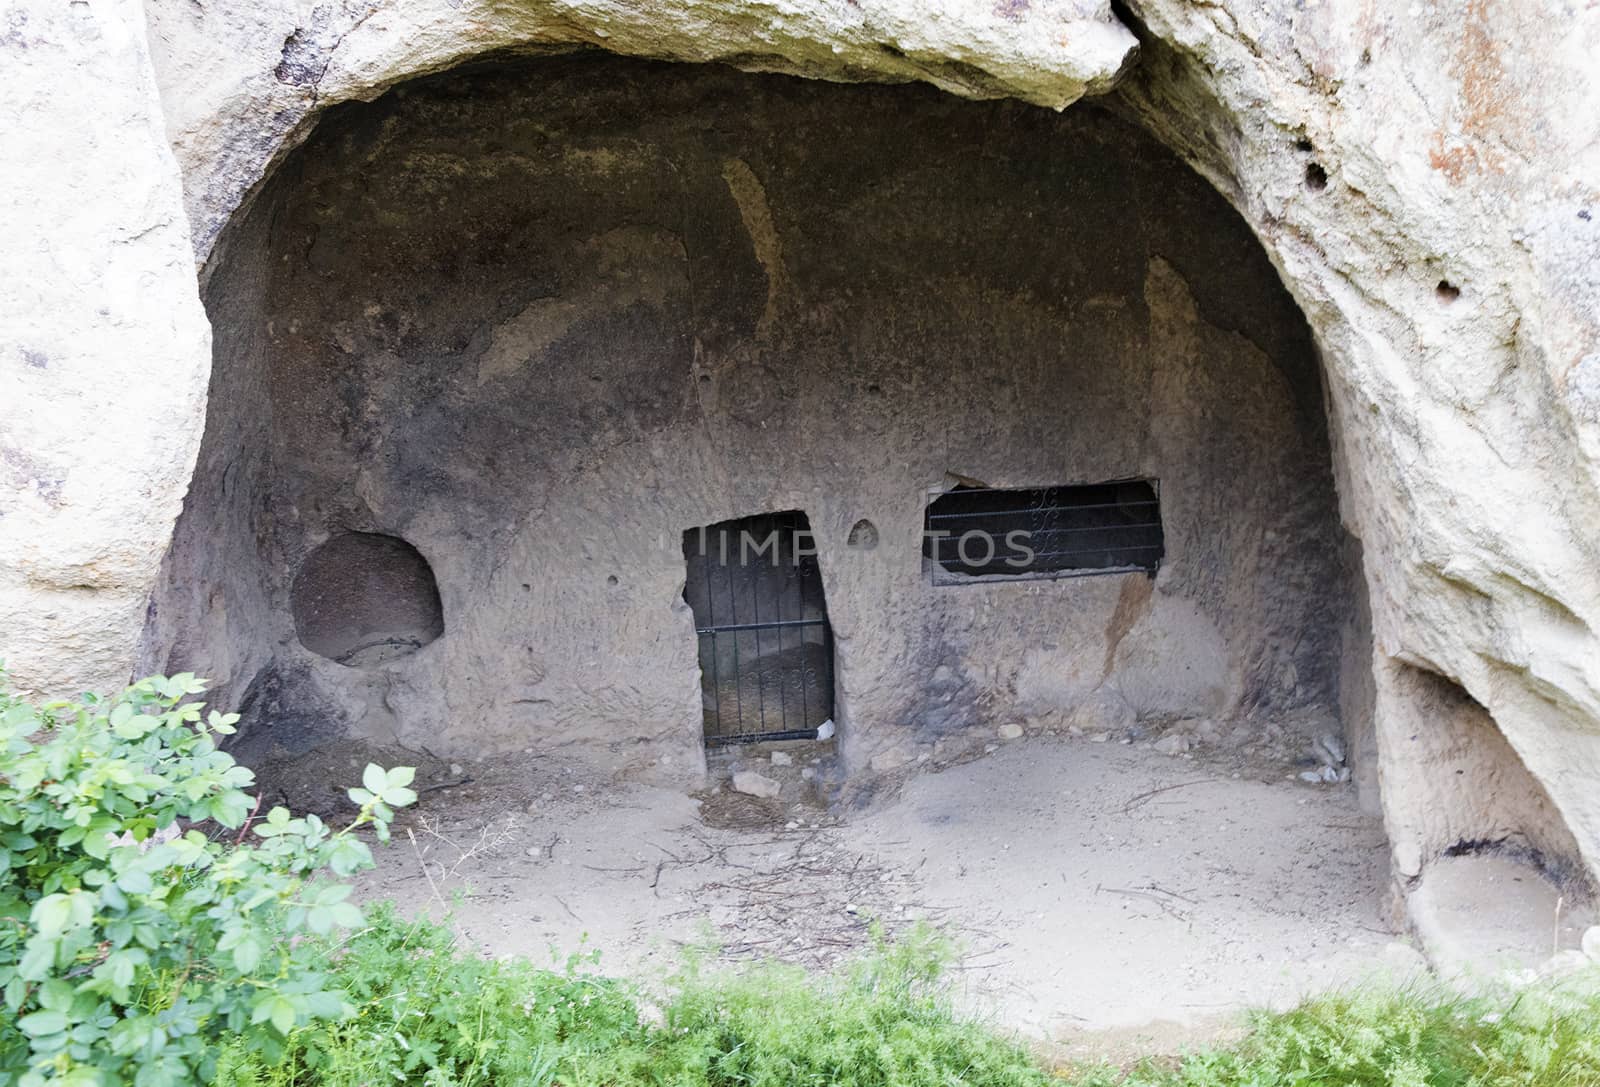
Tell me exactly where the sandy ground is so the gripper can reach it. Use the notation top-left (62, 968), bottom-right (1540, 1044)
top-left (341, 731), bottom-right (1415, 1050)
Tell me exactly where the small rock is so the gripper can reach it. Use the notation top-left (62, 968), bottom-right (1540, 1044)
top-left (731, 770), bottom-right (782, 798)
top-left (1153, 733), bottom-right (1191, 756)
top-left (983, 743), bottom-right (998, 753)
top-left (525, 800), bottom-right (540, 814)
top-left (997, 723), bottom-right (1024, 740)
top-left (800, 767), bottom-right (816, 780)
top-left (540, 792), bottom-right (554, 803)
top-left (784, 820), bottom-right (800, 830)
top-left (525, 846), bottom-right (542, 859)
top-left (1319, 731), bottom-right (1347, 765)
top-left (1087, 731), bottom-right (1110, 743)
top-left (1582, 925), bottom-right (1600, 962)
top-left (844, 903), bottom-right (858, 915)
top-left (1298, 770), bottom-right (1326, 784)
top-left (572, 784), bottom-right (585, 793)
top-left (1393, 840), bottom-right (1424, 879)
top-left (769, 751), bottom-right (793, 767)
top-left (449, 763), bottom-right (464, 777)
top-left (815, 718), bottom-right (836, 740)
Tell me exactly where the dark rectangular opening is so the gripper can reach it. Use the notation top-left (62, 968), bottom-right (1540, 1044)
top-left (682, 511), bottom-right (835, 747)
top-left (923, 480), bottom-right (1164, 582)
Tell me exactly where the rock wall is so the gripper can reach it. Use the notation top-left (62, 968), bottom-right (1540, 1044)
top-left (0, 0), bottom-right (210, 698)
top-left (142, 59), bottom-right (1349, 789)
top-left (3, 0), bottom-right (1598, 892)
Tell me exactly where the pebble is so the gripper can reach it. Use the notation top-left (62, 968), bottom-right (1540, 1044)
top-left (525, 846), bottom-right (542, 858)
top-left (449, 763), bottom-right (464, 777)
top-left (784, 821), bottom-right (800, 830)
top-left (983, 743), bottom-right (998, 753)
top-left (769, 751), bottom-right (793, 766)
top-left (731, 770), bottom-right (783, 799)
top-left (997, 723), bottom-right (1024, 740)
top-left (1087, 732), bottom-right (1110, 743)
top-left (800, 767), bottom-right (816, 780)
top-left (573, 784), bottom-right (585, 793)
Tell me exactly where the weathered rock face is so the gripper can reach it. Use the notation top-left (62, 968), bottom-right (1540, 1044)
top-left (0, 0), bottom-right (210, 698)
top-left (1108, 0), bottom-right (1600, 895)
top-left (4, 0), bottom-right (1599, 898)
top-left (143, 0), bottom-right (1139, 263)
top-left (142, 58), bottom-right (1350, 789)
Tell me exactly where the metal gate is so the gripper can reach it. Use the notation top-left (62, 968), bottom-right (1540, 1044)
top-left (682, 511), bottom-right (834, 747)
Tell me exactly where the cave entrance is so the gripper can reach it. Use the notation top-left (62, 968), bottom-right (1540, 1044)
top-left (682, 511), bottom-right (835, 747)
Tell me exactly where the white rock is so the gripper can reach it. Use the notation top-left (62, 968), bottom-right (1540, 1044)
top-left (1153, 733), bottom-right (1191, 756)
top-left (997, 723), bottom-right (1024, 740)
top-left (449, 763), bottom-right (464, 777)
top-left (815, 719), bottom-right (836, 740)
top-left (731, 770), bottom-right (782, 799)
top-left (800, 767), bottom-right (816, 780)
top-left (769, 750), bottom-right (793, 766)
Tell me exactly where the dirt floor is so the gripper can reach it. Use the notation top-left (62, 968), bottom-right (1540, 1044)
top-left (315, 729), bottom-right (1420, 1053)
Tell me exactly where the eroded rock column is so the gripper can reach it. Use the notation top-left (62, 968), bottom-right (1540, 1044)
top-left (0, 0), bottom-right (210, 696)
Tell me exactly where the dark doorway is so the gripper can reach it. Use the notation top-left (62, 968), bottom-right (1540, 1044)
top-left (682, 511), bottom-right (835, 747)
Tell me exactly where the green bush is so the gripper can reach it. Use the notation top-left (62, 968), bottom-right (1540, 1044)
top-left (632, 925), bottom-right (1053, 1087)
top-left (213, 903), bottom-right (648, 1087)
top-left (1077, 980), bottom-right (1600, 1087)
top-left (0, 673), bottom-right (414, 1086)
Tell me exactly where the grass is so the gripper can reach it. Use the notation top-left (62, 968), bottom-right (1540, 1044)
top-left (214, 906), bottom-right (1600, 1087)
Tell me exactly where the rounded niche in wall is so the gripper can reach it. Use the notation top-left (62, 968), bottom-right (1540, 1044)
top-left (290, 532), bottom-right (444, 666)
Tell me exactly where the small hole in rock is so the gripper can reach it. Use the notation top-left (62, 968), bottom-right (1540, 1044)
top-left (1294, 137), bottom-right (1314, 153)
top-left (1436, 280), bottom-right (1461, 303)
top-left (1304, 162), bottom-right (1328, 191)
top-left (698, 373), bottom-right (712, 384)
top-left (607, 574), bottom-right (619, 586)
top-left (290, 532), bottom-right (444, 666)
top-left (846, 518), bottom-right (880, 551)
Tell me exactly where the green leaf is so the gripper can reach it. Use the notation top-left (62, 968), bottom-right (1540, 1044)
top-left (253, 993), bottom-right (298, 1036)
top-left (18, 1009), bottom-right (69, 1036)
top-left (361, 763), bottom-right (387, 795)
top-left (31, 893), bottom-right (73, 937)
top-left (233, 935), bottom-right (263, 974)
top-left (381, 785), bottom-right (417, 808)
